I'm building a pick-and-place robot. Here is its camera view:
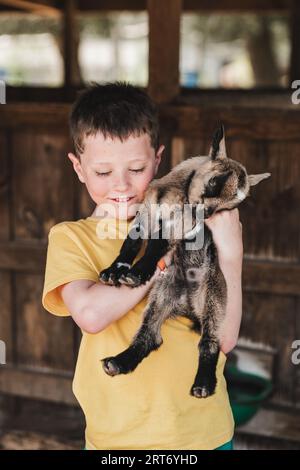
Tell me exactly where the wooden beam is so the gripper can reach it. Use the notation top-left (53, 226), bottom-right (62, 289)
top-left (183, 0), bottom-right (289, 12)
top-left (0, 0), bottom-right (291, 13)
top-left (76, 0), bottom-right (290, 13)
top-left (2, 96), bottom-right (300, 134)
top-left (0, 241), bottom-right (47, 272)
top-left (0, 0), bottom-right (60, 17)
top-left (289, 0), bottom-right (300, 85)
top-left (63, 0), bottom-right (81, 88)
top-left (148, 0), bottom-right (182, 103)
top-left (0, 240), bottom-right (299, 295)
top-left (159, 104), bottom-right (300, 140)
top-left (242, 259), bottom-right (300, 296)
top-left (237, 408), bottom-right (300, 446)
top-left (2, 99), bottom-right (300, 138)
top-left (0, 103), bottom-right (70, 129)
top-left (0, 365), bottom-right (76, 405)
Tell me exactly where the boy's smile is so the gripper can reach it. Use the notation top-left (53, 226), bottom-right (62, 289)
top-left (68, 132), bottom-right (164, 220)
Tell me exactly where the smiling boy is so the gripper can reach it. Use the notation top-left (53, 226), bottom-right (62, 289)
top-left (42, 82), bottom-right (242, 450)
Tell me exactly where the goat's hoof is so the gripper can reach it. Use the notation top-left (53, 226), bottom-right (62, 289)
top-left (117, 273), bottom-right (135, 285)
top-left (99, 269), bottom-right (110, 283)
top-left (99, 269), bottom-right (117, 285)
top-left (101, 357), bottom-right (121, 376)
top-left (190, 384), bottom-right (215, 398)
top-left (123, 272), bottom-right (142, 287)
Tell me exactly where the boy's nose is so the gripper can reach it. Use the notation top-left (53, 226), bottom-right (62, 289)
top-left (113, 174), bottom-right (130, 192)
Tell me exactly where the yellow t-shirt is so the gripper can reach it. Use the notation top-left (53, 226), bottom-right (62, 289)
top-left (42, 216), bottom-right (235, 450)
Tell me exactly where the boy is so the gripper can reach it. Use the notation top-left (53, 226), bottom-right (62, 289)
top-left (42, 82), bottom-right (243, 450)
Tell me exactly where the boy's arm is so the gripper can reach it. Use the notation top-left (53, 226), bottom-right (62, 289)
top-left (61, 266), bottom-right (162, 334)
top-left (205, 208), bottom-right (243, 355)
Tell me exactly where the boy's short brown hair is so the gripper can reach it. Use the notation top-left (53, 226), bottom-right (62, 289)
top-left (70, 82), bottom-right (159, 158)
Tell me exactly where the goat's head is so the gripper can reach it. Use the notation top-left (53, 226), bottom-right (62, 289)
top-left (189, 124), bottom-right (271, 218)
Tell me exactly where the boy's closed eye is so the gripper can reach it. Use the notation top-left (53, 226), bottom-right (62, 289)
top-left (95, 168), bottom-right (146, 177)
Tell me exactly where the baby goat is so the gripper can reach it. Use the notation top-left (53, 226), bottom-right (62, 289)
top-left (99, 125), bottom-right (270, 398)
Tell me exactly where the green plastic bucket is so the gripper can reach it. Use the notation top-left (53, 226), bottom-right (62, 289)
top-left (225, 364), bottom-right (273, 426)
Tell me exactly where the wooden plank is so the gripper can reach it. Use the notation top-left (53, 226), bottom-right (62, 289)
top-left (75, 0), bottom-right (290, 12)
top-left (4, 87), bottom-right (295, 106)
top-left (241, 292), bottom-right (296, 407)
top-left (231, 139), bottom-right (300, 262)
top-left (148, 0), bottom-right (182, 103)
top-left (0, 431), bottom-right (80, 450)
top-left (15, 273), bottom-right (75, 370)
top-left (6, 85), bottom-right (78, 103)
top-left (0, 131), bottom-right (10, 240)
top-left (3, 100), bottom-right (300, 138)
top-left (0, 241), bottom-right (46, 271)
top-left (243, 260), bottom-right (300, 296)
top-left (289, 0), bottom-right (300, 85)
top-left (0, 271), bottom-right (13, 363)
top-left (11, 131), bottom-right (74, 241)
top-left (0, 104), bottom-right (70, 129)
top-left (0, 241), bottom-right (299, 294)
top-left (237, 407), bottom-right (300, 445)
top-left (159, 105), bottom-right (300, 140)
top-left (0, 365), bottom-right (76, 405)
top-left (63, 0), bottom-right (81, 89)
top-left (183, 0), bottom-right (289, 11)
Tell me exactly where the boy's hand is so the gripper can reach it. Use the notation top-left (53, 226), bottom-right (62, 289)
top-left (204, 208), bottom-right (243, 264)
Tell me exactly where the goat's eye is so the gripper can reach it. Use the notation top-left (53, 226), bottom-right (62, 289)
top-left (208, 178), bottom-right (217, 188)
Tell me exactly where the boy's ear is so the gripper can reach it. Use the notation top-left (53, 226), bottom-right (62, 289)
top-left (154, 145), bottom-right (165, 175)
top-left (68, 152), bottom-right (85, 183)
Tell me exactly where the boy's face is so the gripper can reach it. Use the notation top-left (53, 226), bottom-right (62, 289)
top-left (68, 132), bottom-right (164, 220)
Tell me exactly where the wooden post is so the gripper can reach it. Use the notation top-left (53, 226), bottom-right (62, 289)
top-left (289, 0), bottom-right (300, 85)
top-left (147, 0), bottom-right (182, 103)
top-left (63, 0), bottom-right (81, 89)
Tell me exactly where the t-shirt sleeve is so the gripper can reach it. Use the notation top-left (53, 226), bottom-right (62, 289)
top-left (42, 225), bottom-right (99, 317)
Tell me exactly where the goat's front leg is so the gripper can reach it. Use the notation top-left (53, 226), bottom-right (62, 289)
top-left (190, 301), bottom-right (221, 398)
top-left (99, 215), bottom-right (146, 286)
top-left (102, 301), bottom-right (164, 376)
top-left (121, 225), bottom-right (170, 287)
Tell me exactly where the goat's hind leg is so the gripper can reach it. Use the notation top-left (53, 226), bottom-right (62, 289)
top-left (102, 300), bottom-right (164, 376)
top-left (190, 301), bottom-right (221, 398)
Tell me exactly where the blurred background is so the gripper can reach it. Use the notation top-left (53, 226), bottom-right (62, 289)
top-left (0, 10), bottom-right (291, 88)
top-left (0, 0), bottom-right (300, 450)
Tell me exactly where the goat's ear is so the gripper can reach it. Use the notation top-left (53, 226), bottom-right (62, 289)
top-left (248, 172), bottom-right (271, 186)
top-left (209, 124), bottom-right (227, 160)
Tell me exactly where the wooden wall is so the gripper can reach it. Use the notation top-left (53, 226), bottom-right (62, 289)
top-left (0, 96), bottom-right (299, 409)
